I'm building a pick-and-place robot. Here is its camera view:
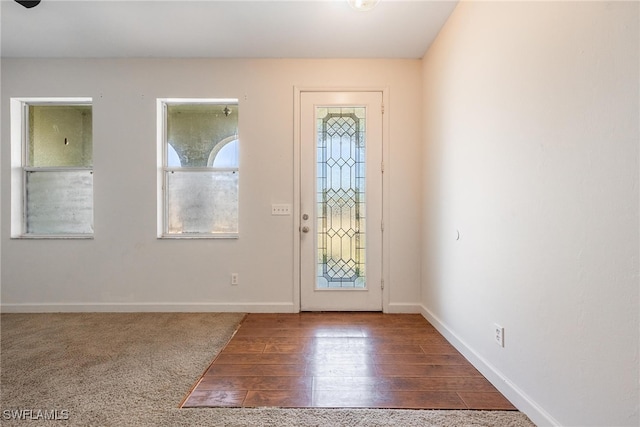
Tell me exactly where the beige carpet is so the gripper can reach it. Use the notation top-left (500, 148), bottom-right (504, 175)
top-left (0, 313), bottom-right (535, 426)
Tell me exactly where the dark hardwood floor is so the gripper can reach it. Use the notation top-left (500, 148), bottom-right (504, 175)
top-left (182, 312), bottom-right (516, 410)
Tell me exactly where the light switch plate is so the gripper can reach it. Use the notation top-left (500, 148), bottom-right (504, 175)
top-left (271, 204), bottom-right (291, 216)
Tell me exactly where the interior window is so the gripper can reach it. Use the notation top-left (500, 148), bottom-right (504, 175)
top-left (159, 100), bottom-right (239, 238)
top-left (11, 100), bottom-right (94, 237)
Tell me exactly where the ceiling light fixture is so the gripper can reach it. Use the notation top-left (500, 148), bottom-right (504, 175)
top-left (348, 0), bottom-right (380, 12)
top-left (15, 0), bottom-right (41, 8)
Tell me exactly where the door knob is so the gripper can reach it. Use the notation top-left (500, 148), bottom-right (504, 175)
top-left (301, 226), bottom-right (310, 233)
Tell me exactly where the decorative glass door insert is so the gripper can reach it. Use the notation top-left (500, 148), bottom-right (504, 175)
top-left (316, 107), bottom-right (366, 289)
top-left (299, 90), bottom-right (382, 311)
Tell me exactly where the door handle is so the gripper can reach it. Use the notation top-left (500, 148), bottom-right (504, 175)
top-left (301, 226), bottom-right (310, 233)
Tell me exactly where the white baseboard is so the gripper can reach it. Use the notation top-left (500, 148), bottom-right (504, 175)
top-left (420, 304), bottom-right (560, 427)
top-left (0, 302), bottom-right (296, 313)
top-left (386, 302), bottom-right (422, 313)
top-left (2, 302), bottom-right (423, 314)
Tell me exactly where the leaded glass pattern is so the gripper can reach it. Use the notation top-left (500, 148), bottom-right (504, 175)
top-left (316, 107), bottom-right (366, 289)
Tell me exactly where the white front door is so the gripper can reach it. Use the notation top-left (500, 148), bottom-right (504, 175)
top-left (299, 91), bottom-right (383, 311)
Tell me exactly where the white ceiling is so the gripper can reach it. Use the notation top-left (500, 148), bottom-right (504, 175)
top-left (1, 0), bottom-right (458, 58)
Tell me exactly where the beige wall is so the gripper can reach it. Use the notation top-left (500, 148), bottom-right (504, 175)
top-left (5, 4), bottom-right (638, 424)
top-left (421, 2), bottom-right (639, 426)
top-left (1, 58), bottom-right (423, 312)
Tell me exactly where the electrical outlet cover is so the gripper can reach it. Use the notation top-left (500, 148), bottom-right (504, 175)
top-left (494, 324), bottom-right (504, 347)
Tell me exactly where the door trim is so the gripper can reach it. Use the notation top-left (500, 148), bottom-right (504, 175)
top-left (293, 86), bottom-right (390, 313)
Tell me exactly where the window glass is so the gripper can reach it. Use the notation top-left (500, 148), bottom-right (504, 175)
top-left (28, 105), bottom-right (92, 167)
top-left (16, 101), bottom-right (94, 237)
top-left (167, 144), bottom-right (181, 167)
top-left (212, 139), bottom-right (239, 168)
top-left (26, 170), bottom-right (94, 234)
top-left (167, 104), bottom-right (237, 168)
top-left (167, 170), bottom-right (238, 234)
top-left (161, 100), bottom-right (239, 237)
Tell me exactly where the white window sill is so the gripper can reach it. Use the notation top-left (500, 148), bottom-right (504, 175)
top-left (159, 233), bottom-right (239, 240)
top-left (12, 234), bottom-right (94, 240)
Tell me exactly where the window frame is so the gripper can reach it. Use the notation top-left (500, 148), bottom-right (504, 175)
top-left (157, 98), bottom-right (239, 239)
top-left (10, 97), bottom-right (94, 239)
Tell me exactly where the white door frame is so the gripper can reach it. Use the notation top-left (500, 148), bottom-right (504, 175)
top-left (292, 86), bottom-right (390, 313)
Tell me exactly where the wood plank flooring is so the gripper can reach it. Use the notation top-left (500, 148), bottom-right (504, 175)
top-left (182, 313), bottom-right (516, 410)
